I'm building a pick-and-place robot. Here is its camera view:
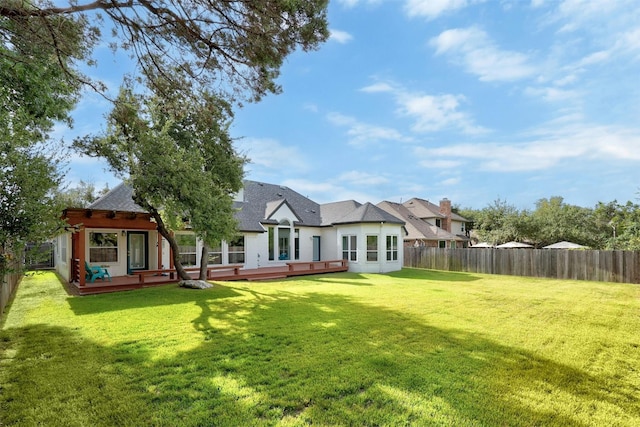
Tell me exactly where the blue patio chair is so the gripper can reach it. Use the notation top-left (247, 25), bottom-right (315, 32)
top-left (85, 261), bottom-right (111, 282)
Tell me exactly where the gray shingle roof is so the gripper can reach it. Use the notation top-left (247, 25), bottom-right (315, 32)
top-left (331, 202), bottom-right (405, 225)
top-left (234, 180), bottom-right (322, 232)
top-left (88, 183), bottom-right (147, 213)
top-left (87, 180), bottom-right (407, 233)
top-left (319, 200), bottom-right (361, 226)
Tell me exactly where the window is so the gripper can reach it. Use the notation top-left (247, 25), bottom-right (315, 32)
top-left (294, 229), bottom-right (300, 260)
top-left (60, 235), bottom-right (67, 262)
top-left (436, 219), bottom-right (442, 228)
top-left (451, 241), bottom-right (457, 249)
top-left (438, 240), bottom-right (446, 248)
top-left (228, 236), bottom-right (245, 264)
top-left (176, 233), bottom-right (197, 266)
top-left (278, 222), bottom-right (290, 260)
top-left (386, 235), bottom-right (398, 261)
top-left (342, 235), bottom-right (357, 261)
top-left (208, 240), bottom-right (222, 265)
top-left (268, 227), bottom-right (275, 260)
top-left (366, 235), bottom-right (378, 261)
top-left (278, 235), bottom-right (289, 260)
top-left (89, 232), bottom-right (118, 263)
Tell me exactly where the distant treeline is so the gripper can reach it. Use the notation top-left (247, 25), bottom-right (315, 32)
top-left (457, 196), bottom-right (640, 250)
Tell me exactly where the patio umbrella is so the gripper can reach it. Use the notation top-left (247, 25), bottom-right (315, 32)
top-left (496, 241), bottom-right (533, 249)
top-left (543, 241), bottom-right (587, 249)
top-left (471, 242), bottom-right (494, 248)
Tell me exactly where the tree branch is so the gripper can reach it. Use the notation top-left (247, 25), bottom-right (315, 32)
top-left (0, 1), bottom-right (134, 18)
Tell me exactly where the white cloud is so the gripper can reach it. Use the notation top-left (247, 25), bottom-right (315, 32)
top-left (414, 122), bottom-right (640, 172)
top-left (417, 159), bottom-right (464, 169)
top-left (577, 50), bottom-right (610, 67)
top-left (336, 0), bottom-right (382, 7)
top-left (329, 29), bottom-right (354, 44)
top-left (281, 178), bottom-right (379, 204)
top-left (523, 86), bottom-right (577, 102)
top-left (360, 82), bottom-right (395, 93)
top-left (398, 92), bottom-right (487, 134)
top-left (404, 0), bottom-right (480, 20)
top-left (326, 112), bottom-right (411, 146)
top-left (338, 170), bottom-right (389, 186)
top-left (235, 138), bottom-right (308, 171)
top-left (440, 177), bottom-right (462, 186)
top-left (430, 27), bottom-right (537, 82)
top-left (361, 80), bottom-right (488, 135)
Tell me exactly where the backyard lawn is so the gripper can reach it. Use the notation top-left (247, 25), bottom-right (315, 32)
top-left (1, 269), bottom-right (638, 426)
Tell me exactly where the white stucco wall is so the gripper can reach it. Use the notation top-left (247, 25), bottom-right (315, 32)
top-left (334, 223), bottom-right (404, 274)
top-left (82, 228), bottom-right (159, 277)
top-left (54, 233), bottom-right (71, 282)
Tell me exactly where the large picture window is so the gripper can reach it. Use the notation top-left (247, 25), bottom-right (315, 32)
top-left (366, 235), bottom-right (378, 261)
top-left (89, 232), bottom-right (118, 263)
top-left (342, 235), bottom-right (357, 262)
top-left (176, 233), bottom-right (197, 266)
top-left (386, 235), bottom-right (398, 261)
top-left (228, 236), bottom-right (245, 264)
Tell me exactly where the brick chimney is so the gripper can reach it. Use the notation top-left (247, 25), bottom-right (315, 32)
top-left (439, 198), bottom-right (452, 232)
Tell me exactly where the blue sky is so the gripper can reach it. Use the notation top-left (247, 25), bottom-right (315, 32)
top-left (59, 0), bottom-right (640, 209)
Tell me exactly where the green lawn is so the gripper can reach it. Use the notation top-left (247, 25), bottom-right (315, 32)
top-left (1, 269), bottom-right (639, 426)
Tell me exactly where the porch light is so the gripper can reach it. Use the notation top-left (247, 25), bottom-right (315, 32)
top-left (121, 230), bottom-right (126, 236)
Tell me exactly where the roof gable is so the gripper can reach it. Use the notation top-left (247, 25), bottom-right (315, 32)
top-left (377, 201), bottom-right (462, 241)
top-left (403, 198), bottom-right (444, 219)
top-left (235, 180), bottom-right (322, 231)
top-left (265, 199), bottom-right (301, 222)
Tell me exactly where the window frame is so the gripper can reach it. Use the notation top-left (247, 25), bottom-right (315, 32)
top-left (366, 235), bottom-right (378, 262)
top-left (342, 235), bottom-right (357, 262)
top-left (386, 235), bottom-right (398, 261)
top-left (207, 240), bottom-right (223, 265)
top-left (228, 236), bottom-right (245, 264)
top-left (175, 233), bottom-right (197, 267)
top-left (88, 232), bottom-right (118, 264)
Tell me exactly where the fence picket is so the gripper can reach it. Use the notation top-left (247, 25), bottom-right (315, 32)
top-left (404, 248), bottom-right (640, 284)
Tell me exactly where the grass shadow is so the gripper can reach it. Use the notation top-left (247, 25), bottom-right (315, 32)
top-left (394, 268), bottom-right (483, 282)
top-left (3, 273), bottom-right (637, 426)
top-left (66, 284), bottom-right (243, 315)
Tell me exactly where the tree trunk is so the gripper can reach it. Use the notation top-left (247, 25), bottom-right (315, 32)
top-left (199, 244), bottom-right (208, 280)
top-left (147, 210), bottom-right (191, 281)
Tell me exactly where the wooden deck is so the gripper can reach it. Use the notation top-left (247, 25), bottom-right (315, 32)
top-left (71, 260), bottom-right (349, 295)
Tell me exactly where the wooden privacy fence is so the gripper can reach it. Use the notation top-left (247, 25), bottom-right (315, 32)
top-left (404, 247), bottom-right (640, 284)
top-left (1, 256), bottom-right (21, 318)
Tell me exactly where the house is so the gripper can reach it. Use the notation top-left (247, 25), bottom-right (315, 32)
top-left (55, 180), bottom-right (405, 287)
top-left (377, 198), bottom-right (470, 248)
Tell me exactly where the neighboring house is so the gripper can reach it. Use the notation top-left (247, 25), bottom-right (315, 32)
top-left (377, 198), bottom-right (470, 248)
top-left (55, 180), bottom-right (405, 285)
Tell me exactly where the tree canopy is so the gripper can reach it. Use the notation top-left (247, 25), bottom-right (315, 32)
top-left (1, 0), bottom-right (329, 103)
top-left (1, 7), bottom-right (85, 276)
top-left (74, 78), bottom-right (245, 280)
top-left (465, 196), bottom-right (640, 250)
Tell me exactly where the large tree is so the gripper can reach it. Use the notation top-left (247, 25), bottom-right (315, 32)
top-left (1, 6), bottom-right (86, 276)
top-left (75, 80), bottom-right (245, 281)
top-left (1, 0), bottom-right (329, 103)
top-left (3, 1), bottom-right (329, 279)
